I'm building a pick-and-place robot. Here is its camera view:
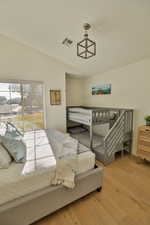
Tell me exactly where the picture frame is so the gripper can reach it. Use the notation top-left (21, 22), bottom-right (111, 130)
top-left (92, 84), bottom-right (111, 95)
top-left (50, 90), bottom-right (61, 105)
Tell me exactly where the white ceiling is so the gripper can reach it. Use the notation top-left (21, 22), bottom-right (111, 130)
top-left (0, 0), bottom-right (150, 76)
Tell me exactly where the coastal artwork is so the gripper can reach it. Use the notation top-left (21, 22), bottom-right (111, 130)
top-left (92, 84), bottom-right (111, 95)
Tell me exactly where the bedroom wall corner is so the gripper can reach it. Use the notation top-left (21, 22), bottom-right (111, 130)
top-left (0, 34), bottom-right (78, 132)
top-left (66, 75), bottom-right (84, 106)
top-left (82, 57), bottom-right (150, 155)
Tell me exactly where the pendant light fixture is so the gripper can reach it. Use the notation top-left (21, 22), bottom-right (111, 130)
top-left (77, 23), bottom-right (96, 59)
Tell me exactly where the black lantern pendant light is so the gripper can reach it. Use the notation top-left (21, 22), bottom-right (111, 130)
top-left (77, 23), bottom-right (96, 59)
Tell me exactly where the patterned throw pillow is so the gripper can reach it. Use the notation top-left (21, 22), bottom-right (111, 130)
top-left (1, 136), bottom-right (26, 163)
top-left (0, 144), bottom-right (12, 169)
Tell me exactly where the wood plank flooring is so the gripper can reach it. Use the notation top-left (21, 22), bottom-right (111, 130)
top-left (33, 156), bottom-right (150, 225)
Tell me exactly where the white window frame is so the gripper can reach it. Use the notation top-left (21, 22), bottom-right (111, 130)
top-left (0, 79), bottom-right (46, 131)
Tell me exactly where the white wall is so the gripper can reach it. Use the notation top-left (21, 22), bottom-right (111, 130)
top-left (2, 33), bottom-right (150, 154)
top-left (0, 34), bottom-right (77, 132)
top-left (66, 76), bottom-right (84, 106)
top-left (82, 58), bottom-right (150, 154)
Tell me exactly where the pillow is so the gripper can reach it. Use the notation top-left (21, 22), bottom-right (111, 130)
top-left (1, 136), bottom-right (26, 163)
top-left (0, 144), bottom-right (12, 168)
top-left (5, 122), bottom-right (23, 139)
top-left (5, 130), bottom-right (21, 139)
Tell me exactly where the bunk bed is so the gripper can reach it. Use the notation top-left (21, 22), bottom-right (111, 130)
top-left (67, 106), bottom-right (133, 164)
top-left (67, 106), bottom-right (120, 148)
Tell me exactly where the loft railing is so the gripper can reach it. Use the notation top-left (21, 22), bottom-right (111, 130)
top-left (103, 110), bottom-right (133, 162)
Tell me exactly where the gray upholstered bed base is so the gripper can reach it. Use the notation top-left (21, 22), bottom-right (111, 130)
top-left (0, 166), bottom-right (103, 225)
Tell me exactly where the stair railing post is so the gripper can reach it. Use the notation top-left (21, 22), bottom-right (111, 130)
top-left (90, 111), bottom-right (93, 150)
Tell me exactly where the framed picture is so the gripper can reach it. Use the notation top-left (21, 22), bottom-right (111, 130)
top-left (50, 90), bottom-right (61, 105)
top-left (92, 84), bottom-right (111, 95)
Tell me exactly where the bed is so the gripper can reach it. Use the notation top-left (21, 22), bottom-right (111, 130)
top-left (0, 128), bottom-right (103, 225)
top-left (67, 106), bottom-right (133, 164)
top-left (67, 106), bottom-right (120, 149)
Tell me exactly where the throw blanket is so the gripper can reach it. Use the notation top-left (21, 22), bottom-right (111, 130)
top-left (22, 129), bottom-right (78, 188)
top-left (46, 128), bottom-right (78, 188)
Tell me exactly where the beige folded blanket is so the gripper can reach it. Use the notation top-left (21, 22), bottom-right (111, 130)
top-left (51, 155), bottom-right (77, 188)
top-left (51, 135), bottom-right (78, 189)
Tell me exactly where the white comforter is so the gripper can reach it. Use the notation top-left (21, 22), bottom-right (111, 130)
top-left (22, 129), bottom-right (78, 188)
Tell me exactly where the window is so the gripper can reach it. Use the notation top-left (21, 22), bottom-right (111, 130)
top-left (0, 80), bottom-right (45, 133)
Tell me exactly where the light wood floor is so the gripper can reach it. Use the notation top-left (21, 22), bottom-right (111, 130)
top-left (34, 156), bottom-right (150, 225)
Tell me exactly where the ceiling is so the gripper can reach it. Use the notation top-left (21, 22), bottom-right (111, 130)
top-left (0, 0), bottom-right (150, 76)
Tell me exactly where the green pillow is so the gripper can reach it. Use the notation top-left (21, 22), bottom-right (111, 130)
top-left (5, 122), bottom-right (23, 139)
top-left (5, 130), bottom-right (21, 139)
top-left (2, 136), bottom-right (26, 163)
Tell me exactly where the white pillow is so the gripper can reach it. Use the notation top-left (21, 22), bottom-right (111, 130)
top-left (0, 144), bottom-right (12, 169)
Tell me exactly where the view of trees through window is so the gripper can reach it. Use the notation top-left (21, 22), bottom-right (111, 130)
top-left (0, 81), bottom-right (44, 132)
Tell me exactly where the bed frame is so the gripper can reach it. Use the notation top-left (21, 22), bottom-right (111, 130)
top-left (0, 166), bottom-right (103, 225)
top-left (68, 106), bottom-right (117, 147)
top-left (67, 106), bottom-right (133, 164)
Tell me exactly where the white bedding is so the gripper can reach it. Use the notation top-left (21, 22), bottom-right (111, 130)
top-left (68, 113), bottom-right (91, 125)
top-left (24, 129), bottom-right (79, 189)
top-left (68, 107), bottom-right (116, 124)
top-left (22, 130), bottom-right (57, 174)
top-left (68, 107), bottom-right (92, 115)
top-left (0, 148), bottom-right (95, 206)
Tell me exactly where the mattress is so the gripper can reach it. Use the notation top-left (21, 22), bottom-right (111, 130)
top-left (0, 146), bottom-right (95, 206)
top-left (68, 107), bottom-right (117, 122)
top-left (68, 113), bottom-right (91, 125)
top-left (68, 107), bottom-right (92, 115)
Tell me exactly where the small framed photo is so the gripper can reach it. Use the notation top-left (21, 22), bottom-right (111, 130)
top-left (50, 90), bottom-right (61, 105)
top-left (92, 84), bottom-right (111, 95)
